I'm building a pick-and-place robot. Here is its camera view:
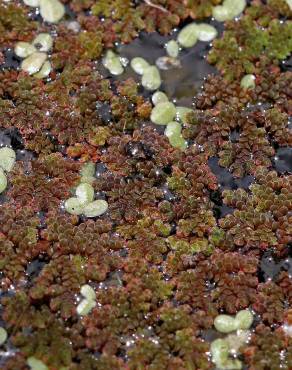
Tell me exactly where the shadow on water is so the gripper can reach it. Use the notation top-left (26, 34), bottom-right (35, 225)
top-left (208, 157), bottom-right (254, 190)
top-left (258, 250), bottom-right (292, 283)
top-left (208, 157), bottom-right (255, 219)
top-left (272, 147), bottom-right (292, 174)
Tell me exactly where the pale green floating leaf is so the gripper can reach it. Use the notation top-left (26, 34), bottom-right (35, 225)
top-left (210, 338), bottom-right (229, 364)
top-left (225, 329), bottom-right (250, 353)
top-left (39, 0), bottom-right (65, 23)
top-left (27, 357), bottom-right (49, 370)
top-left (34, 60), bottom-right (52, 79)
top-left (141, 66), bottom-right (161, 91)
top-left (130, 57), bottom-right (150, 75)
top-left (33, 33), bottom-right (53, 52)
top-left (0, 147), bottom-right (16, 172)
top-left (21, 52), bottom-right (47, 75)
top-left (213, 0), bottom-right (246, 21)
top-left (212, 5), bottom-right (231, 22)
top-left (24, 0), bottom-right (40, 6)
top-left (80, 284), bottom-right (96, 301)
top-left (217, 358), bottom-right (243, 370)
top-left (0, 327), bottom-right (7, 345)
top-left (240, 74), bottom-right (256, 89)
top-left (83, 199), bottom-right (108, 218)
top-left (64, 197), bottom-right (84, 215)
top-left (102, 50), bottom-right (124, 75)
top-left (14, 42), bottom-right (36, 58)
top-left (165, 40), bottom-right (179, 58)
top-left (214, 314), bottom-right (237, 333)
top-left (77, 298), bottom-right (96, 316)
top-left (103, 50), bottom-right (116, 62)
top-left (152, 91), bottom-right (169, 106)
top-left (75, 183), bottom-right (94, 204)
top-left (177, 23), bottom-right (199, 48)
top-left (176, 107), bottom-right (193, 124)
top-left (168, 134), bottom-right (187, 150)
top-left (150, 102), bottom-right (176, 125)
top-left (286, 0), bottom-right (292, 10)
top-left (164, 121), bottom-right (182, 138)
top-left (196, 23), bottom-right (218, 42)
top-left (224, 0), bottom-right (246, 17)
top-left (211, 337), bottom-right (243, 370)
top-left (0, 169), bottom-right (7, 194)
top-left (80, 162), bottom-right (95, 178)
top-left (108, 58), bottom-right (124, 75)
top-left (80, 176), bottom-right (96, 184)
top-left (234, 309), bottom-right (253, 330)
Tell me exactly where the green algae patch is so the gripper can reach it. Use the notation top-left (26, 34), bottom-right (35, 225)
top-left (150, 102), bottom-right (176, 125)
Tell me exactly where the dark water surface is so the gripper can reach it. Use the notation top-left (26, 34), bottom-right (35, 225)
top-left (116, 20), bottom-right (223, 107)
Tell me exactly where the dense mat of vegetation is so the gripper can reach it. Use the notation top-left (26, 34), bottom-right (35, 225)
top-left (0, 0), bottom-right (291, 369)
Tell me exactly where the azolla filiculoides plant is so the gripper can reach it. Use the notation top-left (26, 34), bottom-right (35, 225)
top-left (0, 0), bottom-right (290, 369)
